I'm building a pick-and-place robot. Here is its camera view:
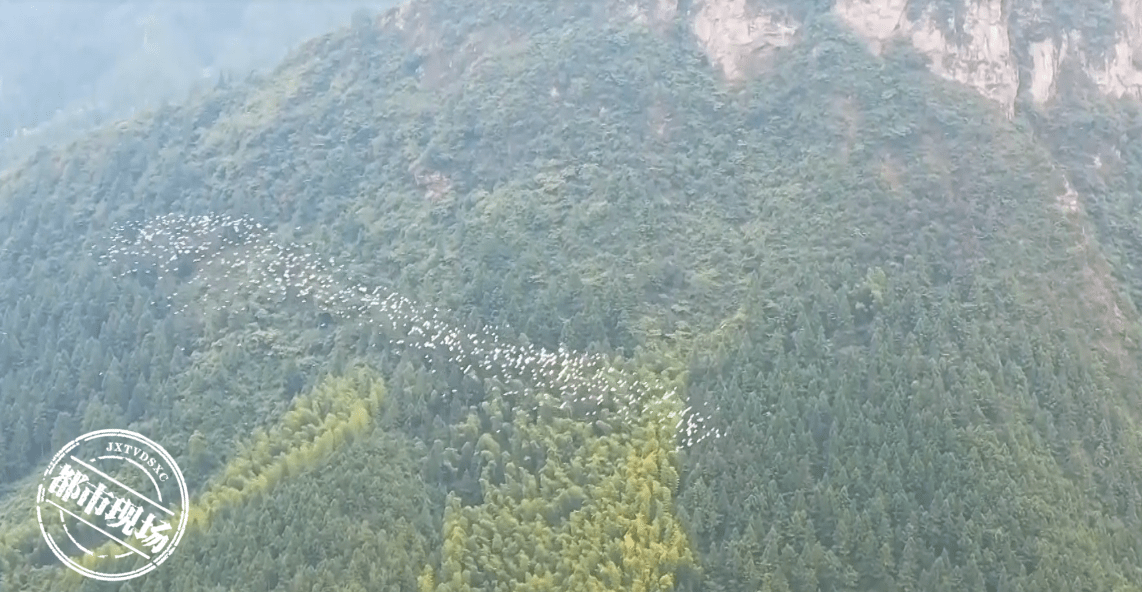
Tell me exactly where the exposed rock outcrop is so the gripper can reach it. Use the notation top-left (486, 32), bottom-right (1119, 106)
top-left (676, 0), bottom-right (1141, 111)
top-left (834, 0), bottom-right (1018, 117)
top-left (691, 0), bottom-right (798, 81)
top-left (1087, 0), bottom-right (1142, 99)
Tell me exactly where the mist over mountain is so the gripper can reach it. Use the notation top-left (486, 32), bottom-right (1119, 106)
top-left (0, 1), bottom-right (394, 167)
top-left (2, 0), bottom-right (1142, 591)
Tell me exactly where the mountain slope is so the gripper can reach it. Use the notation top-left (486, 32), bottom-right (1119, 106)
top-left (2, 1), bottom-right (1142, 591)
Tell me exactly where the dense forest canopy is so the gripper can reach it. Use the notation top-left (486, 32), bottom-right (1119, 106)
top-left (2, 0), bottom-right (1142, 591)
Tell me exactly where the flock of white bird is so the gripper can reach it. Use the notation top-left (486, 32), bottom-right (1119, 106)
top-left (95, 213), bottom-right (721, 448)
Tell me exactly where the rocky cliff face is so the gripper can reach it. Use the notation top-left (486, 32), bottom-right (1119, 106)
top-left (834, 0), bottom-right (1019, 114)
top-left (658, 0), bottom-right (1142, 114)
top-left (1088, 0), bottom-right (1142, 99)
top-left (691, 0), bottom-right (798, 80)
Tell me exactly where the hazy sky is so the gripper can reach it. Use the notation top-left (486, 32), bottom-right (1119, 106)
top-left (0, 1), bottom-right (395, 148)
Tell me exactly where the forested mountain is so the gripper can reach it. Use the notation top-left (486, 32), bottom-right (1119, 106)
top-left (2, 0), bottom-right (1142, 590)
